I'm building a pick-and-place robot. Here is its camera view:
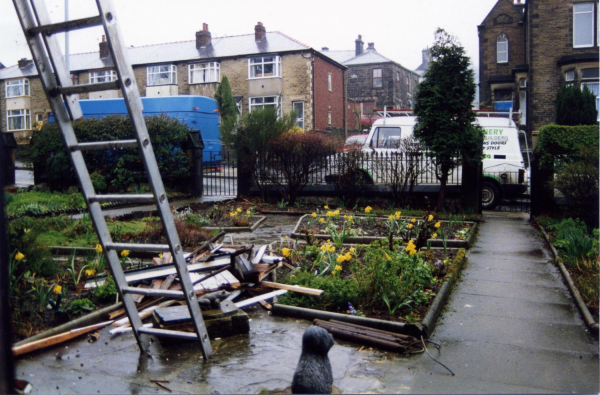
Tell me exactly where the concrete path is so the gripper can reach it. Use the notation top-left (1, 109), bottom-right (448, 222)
top-left (411, 212), bottom-right (599, 394)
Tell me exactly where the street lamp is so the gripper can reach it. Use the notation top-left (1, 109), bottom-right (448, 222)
top-left (344, 73), bottom-right (358, 139)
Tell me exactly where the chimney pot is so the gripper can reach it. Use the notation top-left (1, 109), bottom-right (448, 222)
top-left (255, 22), bottom-right (266, 41)
top-left (196, 23), bottom-right (212, 48)
top-left (355, 34), bottom-right (364, 56)
top-left (322, 47), bottom-right (329, 51)
top-left (18, 58), bottom-right (32, 68)
top-left (99, 36), bottom-right (110, 58)
top-left (367, 42), bottom-right (375, 51)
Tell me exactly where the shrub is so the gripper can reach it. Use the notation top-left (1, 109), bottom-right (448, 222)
top-left (90, 171), bottom-right (107, 193)
top-left (66, 298), bottom-right (96, 317)
top-left (7, 217), bottom-right (58, 278)
top-left (93, 275), bottom-right (117, 302)
top-left (556, 84), bottom-right (598, 126)
top-left (535, 124), bottom-right (599, 170)
top-left (264, 132), bottom-right (337, 205)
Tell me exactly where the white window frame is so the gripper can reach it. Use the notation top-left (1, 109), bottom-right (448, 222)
top-left (581, 68), bottom-right (599, 120)
top-left (89, 70), bottom-right (117, 84)
top-left (327, 110), bottom-right (332, 125)
top-left (249, 95), bottom-right (281, 115)
top-left (5, 79), bottom-right (30, 98)
top-left (328, 73), bottom-right (332, 91)
top-left (248, 56), bottom-right (281, 79)
top-left (188, 62), bottom-right (220, 84)
top-left (147, 64), bottom-right (177, 86)
top-left (565, 70), bottom-right (576, 82)
top-left (497, 34), bottom-right (508, 63)
top-left (292, 101), bottom-right (305, 129)
top-left (7, 109), bottom-right (31, 131)
top-left (573, 2), bottom-right (595, 48)
top-left (373, 69), bottom-right (382, 88)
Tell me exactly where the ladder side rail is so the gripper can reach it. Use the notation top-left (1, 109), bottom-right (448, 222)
top-left (13, 0), bottom-right (150, 353)
top-left (96, 0), bottom-right (212, 359)
top-left (30, 0), bottom-right (83, 121)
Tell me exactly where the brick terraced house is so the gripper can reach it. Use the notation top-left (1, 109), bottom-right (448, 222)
top-left (321, 36), bottom-right (420, 130)
top-left (0, 22), bottom-right (346, 144)
top-left (479, 0), bottom-right (599, 144)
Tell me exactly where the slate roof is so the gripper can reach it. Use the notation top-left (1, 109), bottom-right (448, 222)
top-left (0, 31), bottom-right (330, 80)
top-left (344, 50), bottom-right (394, 66)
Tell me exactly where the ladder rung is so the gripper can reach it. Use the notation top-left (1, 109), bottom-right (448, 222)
top-left (89, 194), bottom-right (155, 203)
top-left (28, 15), bottom-right (103, 36)
top-left (105, 243), bottom-right (171, 252)
top-left (122, 287), bottom-right (185, 299)
top-left (50, 81), bottom-right (120, 97)
top-left (72, 140), bottom-right (138, 151)
top-left (137, 327), bottom-right (200, 341)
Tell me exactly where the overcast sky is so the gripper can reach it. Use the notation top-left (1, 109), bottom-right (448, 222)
top-left (1, 0), bottom-right (498, 71)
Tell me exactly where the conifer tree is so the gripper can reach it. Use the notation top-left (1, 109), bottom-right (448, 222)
top-left (214, 76), bottom-right (237, 144)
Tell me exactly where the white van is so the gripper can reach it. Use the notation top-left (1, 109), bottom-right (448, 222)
top-left (333, 113), bottom-right (528, 209)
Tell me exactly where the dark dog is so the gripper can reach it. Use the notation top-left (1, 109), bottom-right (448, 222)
top-left (291, 326), bottom-right (334, 394)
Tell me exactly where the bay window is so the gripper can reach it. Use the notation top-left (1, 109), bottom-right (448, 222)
top-left (7, 109), bottom-right (31, 131)
top-left (6, 79), bottom-right (30, 97)
top-left (89, 70), bottom-right (117, 84)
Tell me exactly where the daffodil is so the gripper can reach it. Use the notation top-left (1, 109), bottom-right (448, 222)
top-left (348, 215), bottom-right (353, 221)
top-left (385, 252), bottom-right (392, 261)
top-left (334, 209), bottom-right (340, 215)
top-left (229, 211), bottom-right (236, 217)
top-left (344, 252), bottom-right (352, 261)
top-left (246, 210), bottom-right (251, 215)
top-left (53, 285), bottom-right (62, 294)
top-left (324, 205), bottom-right (329, 210)
top-left (388, 214), bottom-right (394, 220)
top-left (85, 269), bottom-right (96, 277)
top-left (428, 214), bottom-right (434, 221)
top-left (334, 265), bottom-right (343, 272)
top-left (121, 250), bottom-right (130, 257)
top-left (434, 222), bottom-right (441, 228)
top-left (282, 248), bottom-right (291, 257)
top-left (312, 212), bottom-right (317, 218)
top-left (319, 218), bottom-right (325, 223)
top-left (95, 244), bottom-right (103, 253)
top-left (14, 251), bottom-right (25, 261)
top-left (349, 247), bottom-right (356, 254)
top-left (326, 211), bottom-right (334, 217)
top-left (411, 218), bottom-right (416, 223)
top-left (236, 208), bottom-right (242, 213)
top-left (158, 253), bottom-right (163, 259)
top-left (395, 211), bottom-right (402, 219)
top-left (336, 255), bottom-right (346, 264)
top-left (343, 215), bottom-right (347, 219)
top-left (432, 233), bottom-right (438, 238)
top-left (408, 224), bottom-right (414, 229)
top-left (365, 206), bottom-right (372, 214)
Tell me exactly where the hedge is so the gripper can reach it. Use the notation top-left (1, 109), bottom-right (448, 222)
top-left (26, 115), bottom-right (192, 192)
top-left (535, 124), bottom-right (599, 169)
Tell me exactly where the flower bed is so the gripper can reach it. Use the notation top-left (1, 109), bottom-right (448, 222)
top-left (291, 209), bottom-right (476, 249)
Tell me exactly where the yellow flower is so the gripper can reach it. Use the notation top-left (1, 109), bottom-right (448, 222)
top-left (348, 215), bottom-right (353, 221)
top-left (312, 212), bottom-right (317, 218)
top-left (388, 214), bottom-right (394, 220)
top-left (411, 218), bottom-right (416, 223)
top-left (229, 211), bottom-right (236, 217)
top-left (344, 252), bottom-right (352, 261)
top-left (434, 222), bottom-right (441, 228)
top-left (246, 210), bottom-right (251, 215)
top-left (329, 245), bottom-right (336, 253)
top-left (237, 208), bottom-right (242, 213)
top-left (324, 205), bottom-right (329, 210)
top-left (385, 252), bottom-right (392, 261)
top-left (336, 255), bottom-right (346, 264)
top-left (121, 250), bottom-right (130, 257)
top-left (85, 269), bottom-right (96, 277)
top-left (408, 224), bottom-right (414, 229)
top-left (365, 206), bottom-right (372, 213)
top-left (343, 215), bottom-right (348, 219)
top-left (321, 245), bottom-right (328, 252)
top-left (349, 247), bottom-right (356, 254)
top-left (14, 251), bottom-right (25, 261)
top-left (282, 248), bottom-right (291, 257)
top-left (319, 218), bottom-right (325, 223)
top-left (95, 244), bottom-right (103, 253)
top-left (428, 214), bottom-right (434, 221)
top-left (334, 265), bottom-right (343, 272)
top-left (395, 211), bottom-right (402, 219)
top-left (334, 210), bottom-right (340, 215)
top-left (53, 285), bottom-right (62, 294)
top-left (432, 233), bottom-right (438, 238)
top-left (326, 211), bottom-right (334, 217)
top-left (158, 253), bottom-right (163, 259)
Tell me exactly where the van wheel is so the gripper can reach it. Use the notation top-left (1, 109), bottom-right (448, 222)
top-left (482, 181), bottom-right (501, 210)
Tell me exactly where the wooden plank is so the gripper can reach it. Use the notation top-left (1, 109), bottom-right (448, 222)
top-left (221, 271), bottom-right (241, 289)
top-left (259, 300), bottom-right (272, 310)
top-left (251, 245), bottom-right (267, 264)
top-left (132, 284), bottom-right (150, 304)
top-left (151, 279), bottom-right (164, 289)
top-left (235, 290), bottom-right (287, 308)
top-left (112, 300), bottom-right (176, 327)
top-left (13, 321), bottom-right (113, 356)
top-left (160, 274), bottom-right (176, 290)
top-left (161, 252), bottom-right (173, 264)
top-left (259, 262), bottom-right (282, 282)
top-left (259, 281), bottom-right (323, 296)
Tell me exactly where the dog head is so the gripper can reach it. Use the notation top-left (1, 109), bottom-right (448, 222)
top-left (302, 326), bottom-right (334, 355)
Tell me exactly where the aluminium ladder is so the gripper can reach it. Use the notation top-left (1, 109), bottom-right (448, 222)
top-left (12, 0), bottom-right (212, 359)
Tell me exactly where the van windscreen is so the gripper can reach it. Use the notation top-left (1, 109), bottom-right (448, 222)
top-left (372, 127), bottom-right (401, 148)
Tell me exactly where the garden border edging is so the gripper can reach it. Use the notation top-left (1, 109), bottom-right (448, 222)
top-left (535, 220), bottom-right (599, 337)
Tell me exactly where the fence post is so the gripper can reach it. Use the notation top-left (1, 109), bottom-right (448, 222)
top-left (461, 160), bottom-right (482, 214)
top-left (1, 133), bottom-right (17, 186)
top-left (237, 152), bottom-right (252, 198)
top-left (530, 156), bottom-right (554, 217)
top-left (184, 130), bottom-right (204, 198)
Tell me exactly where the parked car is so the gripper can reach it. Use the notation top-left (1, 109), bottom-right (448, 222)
top-left (338, 134), bottom-right (368, 152)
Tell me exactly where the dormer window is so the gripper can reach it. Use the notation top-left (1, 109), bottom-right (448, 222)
top-left (497, 34), bottom-right (508, 63)
top-left (6, 79), bottom-right (30, 97)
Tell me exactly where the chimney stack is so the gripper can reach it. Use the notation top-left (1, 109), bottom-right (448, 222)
top-left (322, 47), bottom-right (329, 51)
top-left (196, 23), bottom-right (212, 48)
top-left (355, 35), bottom-right (364, 56)
top-left (99, 35), bottom-right (110, 58)
top-left (18, 58), bottom-right (32, 68)
top-left (367, 42), bottom-right (375, 51)
top-left (255, 22), bottom-right (266, 41)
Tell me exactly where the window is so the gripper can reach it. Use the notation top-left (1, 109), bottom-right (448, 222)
top-left (573, 3), bottom-right (595, 48)
top-left (147, 65), bottom-right (177, 86)
top-left (565, 70), bottom-right (576, 82)
top-left (519, 78), bottom-right (527, 88)
top-left (581, 68), bottom-right (599, 119)
top-left (89, 70), bottom-right (117, 84)
top-left (293, 101), bottom-right (304, 129)
top-left (189, 62), bottom-right (220, 84)
top-left (249, 96), bottom-right (281, 114)
top-left (327, 111), bottom-right (332, 125)
top-left (6, 79), bottom-right (29, 97)
top-left (370, 127), bottom-right (401, 149)
top-left (248, 56), bottom-right (281, 78)
top-left (497, 34), bottom-right (508, 63)
top-left (328, 73), bottom-right (332, 91)
top-left (7, 109), bottom-right (31, 131)
top-left (373, 69), bottom-right (382, 88)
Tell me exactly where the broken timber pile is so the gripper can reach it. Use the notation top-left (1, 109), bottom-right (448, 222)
top-left (313, 319), bottom-right (424, 354)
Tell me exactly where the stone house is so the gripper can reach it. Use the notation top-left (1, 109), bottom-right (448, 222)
top-left (0, 22), bottom-right (346, 144)
top-left (478, 0), bottom-right (599, 143)
top-left (321, 36), bottom-right (420, 130)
